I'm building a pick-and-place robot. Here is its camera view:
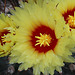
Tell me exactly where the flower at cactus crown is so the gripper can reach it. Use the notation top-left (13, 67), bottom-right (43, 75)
top-left (0, 13), bottom-right (15, 57)
top-left (56, 0), bottom-right (75, 41)
top-left (9, 0), bottom-right (75, 75)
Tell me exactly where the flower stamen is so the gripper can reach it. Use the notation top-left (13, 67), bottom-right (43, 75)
top-left (67, 11), bottom-right (75, 28)
top-left (0, 30), bottom-right (10, 45)
top-left (35, 33), bottom-right (52, 47)
top-left (1, 36), bottom-right (11, 43)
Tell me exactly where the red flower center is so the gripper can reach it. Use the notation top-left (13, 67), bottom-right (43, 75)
top-left (30, 25), bottom-right (58, 53)
top-left (0, 29), bottom-right (10, 45)
top-left (62, 8), bottom-right (75, 29)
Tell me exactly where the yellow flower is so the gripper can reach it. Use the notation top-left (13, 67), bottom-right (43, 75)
top-left (56, 0), bottom-right (75, 41)
top-left (9, 0), bottom-right (75, 75)
top-left (0, 13), bottom-right (15, 57)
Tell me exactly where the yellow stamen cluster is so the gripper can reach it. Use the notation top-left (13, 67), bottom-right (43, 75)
top-left (35, 33), bottom-right (52, 47)
top-left (2, 37), bottom-right (11, 43)
top-left (67, 12), bottom-right (75, 27)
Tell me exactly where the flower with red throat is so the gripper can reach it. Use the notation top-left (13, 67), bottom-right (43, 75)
top-left (0, 13), bottom-right (15, 57)
top-left (9, 0), bottom-right (75, 75)
top-left (56, 0), bottom-right (75, 41)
